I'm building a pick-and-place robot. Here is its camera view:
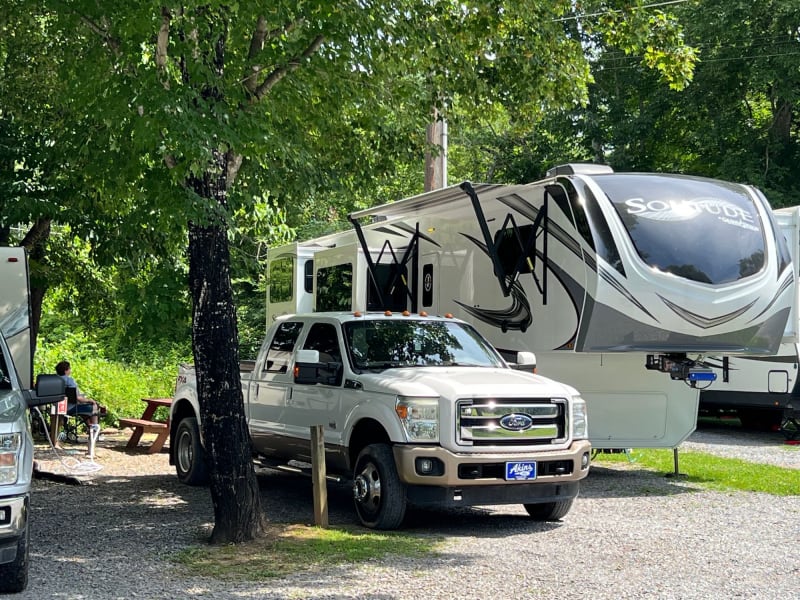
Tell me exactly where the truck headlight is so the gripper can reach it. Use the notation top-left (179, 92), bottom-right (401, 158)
top-left (396, 397), bottom-right (439, 442)
top-left (0, 433), bottom-right (21, 484)
top-left (572, 397), bottom-right (588, 439)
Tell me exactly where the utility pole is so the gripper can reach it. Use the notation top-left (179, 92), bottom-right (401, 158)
top-left (424, 107), bottom-right (447, 191)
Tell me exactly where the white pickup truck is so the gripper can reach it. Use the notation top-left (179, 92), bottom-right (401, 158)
top-left (170, 311), bottom-right (591, 529)
top-left (1, 248), bottom-right (65, 593)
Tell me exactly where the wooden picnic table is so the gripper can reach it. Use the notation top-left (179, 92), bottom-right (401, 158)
top-left (118, 397), bottom-right (172, 453)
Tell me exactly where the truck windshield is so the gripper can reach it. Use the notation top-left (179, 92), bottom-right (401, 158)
top-left (596, 174), bottom-right (766, 285)
top-left (344, 319), bottom-right (505, 371)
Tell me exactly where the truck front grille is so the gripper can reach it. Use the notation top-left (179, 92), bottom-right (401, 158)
top-left (457, 398), bottom-right (566, 446)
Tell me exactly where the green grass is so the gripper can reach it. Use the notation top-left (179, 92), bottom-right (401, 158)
top-left (173, 524), bottom-right (443, 580)
top-left (592, 448), bottom-right (800, 495)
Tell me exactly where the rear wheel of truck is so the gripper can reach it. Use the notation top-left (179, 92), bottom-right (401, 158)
top-left (0, 522), bottom-right (29, 593)
top-left (523, 499), bottom-right (574, 521)
top-left (175, 417), bottom-right (209, 486)
top-left (352, 443), bottom-right (407, 530)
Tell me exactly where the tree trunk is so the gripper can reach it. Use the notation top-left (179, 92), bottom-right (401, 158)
top-left (187, 153), bottom-right (266, 544)
top-left (21, 217), bottom-right (52, 356)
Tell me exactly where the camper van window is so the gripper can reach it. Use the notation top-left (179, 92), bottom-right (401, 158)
top-left (599, 174), bottom-right (766, 285)
top-left (316, 264), bottom-right (353, 311)
top-left (264, 321), bottom-right (303, 373)
top-left (269, 257), bottom-right (293, 303)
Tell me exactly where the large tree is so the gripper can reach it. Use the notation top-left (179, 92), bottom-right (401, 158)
top-left (3, 1), bottom-right (695, 542)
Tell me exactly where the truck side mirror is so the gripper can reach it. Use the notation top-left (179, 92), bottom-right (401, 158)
top-left (25, 374), bottom-right (66, 408)
top-left (513, 351), bottom-right (537, 373)
top-left (294, 349), bottom-right (343, 386)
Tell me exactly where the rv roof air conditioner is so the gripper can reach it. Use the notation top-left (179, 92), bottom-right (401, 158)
top-left (546, 163), bottom-right (614, 177)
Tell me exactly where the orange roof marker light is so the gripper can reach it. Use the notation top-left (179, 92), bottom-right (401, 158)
top-left (419, 311), bottom-right (428, 317)
top-left (353, 311), bottom-right (363, 317)
top-left (444, 313), bottom-right (453, 319)
top-left (402, 310), bottom-right (411, 317)
top-left (384, 310), bottom-right (393, 317)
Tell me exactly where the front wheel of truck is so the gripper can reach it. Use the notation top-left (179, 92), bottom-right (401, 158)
top-left (175, 417), bottom-right (209, 486)
top-left (0, 522), bottom-right (29, 593)
top-left (352, 443), bottom-right (407, 530)
top-left (523, 498), bottom-right (574, 521)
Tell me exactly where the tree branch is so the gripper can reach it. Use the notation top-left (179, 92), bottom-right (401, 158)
top-left (76, 12), bottom-right (121, 56)
top-left (253, 34), bottom-right (324, 101)
top-left (244, 17), bottom-right (305, 95)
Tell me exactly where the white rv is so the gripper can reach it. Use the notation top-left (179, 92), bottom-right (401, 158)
top-left (0, 247), bottom-right (65, 593)
top-left (266, 164), bottom-right (793, 449)
top-left (699, 206), bottom-right (800, 433)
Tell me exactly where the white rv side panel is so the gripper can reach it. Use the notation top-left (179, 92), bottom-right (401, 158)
top-left (0, 248), bottom-right (31, 387)
top-left (535, 352), bottom-right (699, 448)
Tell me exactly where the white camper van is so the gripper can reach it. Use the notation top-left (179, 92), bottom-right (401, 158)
top-left (0, 247), bottom-right (65, 593)
top-left (266, 165), bottom-right (793, 449)
top-left (699, 206), bottom-right (800, 435)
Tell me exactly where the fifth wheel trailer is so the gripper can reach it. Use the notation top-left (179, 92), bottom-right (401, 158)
top-left (265, 164), bottom-right (793, 449)
top-left (699, 206), bottom-right (800, 433)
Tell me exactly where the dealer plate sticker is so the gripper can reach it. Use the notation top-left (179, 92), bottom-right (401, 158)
top-left (505, 461), bottom-right (537, 481)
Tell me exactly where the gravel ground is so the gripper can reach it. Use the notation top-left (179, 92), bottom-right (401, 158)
top-left (10, 420), bottom-right (800, 600)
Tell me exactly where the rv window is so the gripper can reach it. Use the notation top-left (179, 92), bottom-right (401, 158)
top-left (366, 263), bottom-right (408, 312)
top-left (304, 260), bottom-right (314, 294)
top-left (494, 226), bottom-right (536, 275)
top-left (316, 264), bottom-right (353, 311)
top-left (269, 257), bottom-right (293, 303)
top-left (599, 174), bottom-right (766, 284)
top-left (574, 183), bottom-right (625, 276)
top-left (264, 321), bottom-right (303, 373)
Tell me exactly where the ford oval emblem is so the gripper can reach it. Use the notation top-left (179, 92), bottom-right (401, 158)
top-left (499, 413), bottom-right (533, 431)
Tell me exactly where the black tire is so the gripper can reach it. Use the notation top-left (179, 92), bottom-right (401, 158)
top-left (523, 498), bottom-right (574, 521)
top-left (352, 443), bottom-right (407, 530)
top-left (175, 417), bottom-right (209, 486)
top-left (0, 522), bottom-right (29, 593)
top-left (737, 408), bottom-right (783, 431)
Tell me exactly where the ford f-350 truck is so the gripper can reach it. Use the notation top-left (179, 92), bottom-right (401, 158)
top-left (170, 311), bottom-right (591, 529)
top-left (1, 247), bottom-right (65, 593)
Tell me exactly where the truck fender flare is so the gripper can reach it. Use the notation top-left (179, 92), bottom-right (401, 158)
top-left (343, 401), bottom-right (406, 447)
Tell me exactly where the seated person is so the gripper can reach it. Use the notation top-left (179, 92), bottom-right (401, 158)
top-left (55, 360), bottom-right (105, 427)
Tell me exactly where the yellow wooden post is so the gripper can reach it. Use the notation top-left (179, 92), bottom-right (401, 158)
top-left (310, 425), bottom-right (329, 527)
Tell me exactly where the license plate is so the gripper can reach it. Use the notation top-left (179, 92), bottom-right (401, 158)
top-left (505, 461), bottom-right (537, 481)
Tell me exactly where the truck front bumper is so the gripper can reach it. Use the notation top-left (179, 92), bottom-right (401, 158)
top-left (0, 495), bottom-right (28, 565)
top-left (393, 439), bottom-right (591, 502)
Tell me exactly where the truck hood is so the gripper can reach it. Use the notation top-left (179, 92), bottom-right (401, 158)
top-left (354, 367), bottom-right (578, 399)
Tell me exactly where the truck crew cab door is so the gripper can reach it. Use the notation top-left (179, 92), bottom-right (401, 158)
top-left (248, 320), bottom-right (304, 451)
top-left (286, 322), bottom-right (345, 450)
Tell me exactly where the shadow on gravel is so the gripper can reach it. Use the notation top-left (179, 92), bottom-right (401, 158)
top-left (578, 464), bottom-right (701, 499)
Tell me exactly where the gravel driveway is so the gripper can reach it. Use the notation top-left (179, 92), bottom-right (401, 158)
top-left (12, 420), bottom-right (800, 600)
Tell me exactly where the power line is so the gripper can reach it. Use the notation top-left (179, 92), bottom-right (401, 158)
top-left (553, 0), bottom-right (691, 22)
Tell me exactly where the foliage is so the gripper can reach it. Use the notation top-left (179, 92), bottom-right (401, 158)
top-left (33, 331), bottom-right (189, 424)
top-left (593, 448), bottom-right (800, 496)
top-left (174, 524), bottom-right (442, 580)
top-left (2, 0), bottom-right (698, 543)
